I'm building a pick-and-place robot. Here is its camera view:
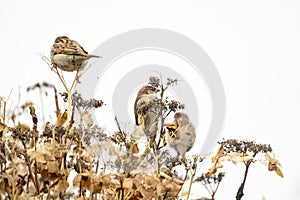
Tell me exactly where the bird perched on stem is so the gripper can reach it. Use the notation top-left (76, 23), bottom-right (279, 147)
top-left (50, 36), bottom-right (100, 72)
top-left (164, 112), bottom-right (196, 158)
top-left (134, 85), bottom-right (160, 146)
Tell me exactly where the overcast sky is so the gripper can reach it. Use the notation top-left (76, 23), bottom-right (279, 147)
top-left (1, 1), bottom-right (300, 199)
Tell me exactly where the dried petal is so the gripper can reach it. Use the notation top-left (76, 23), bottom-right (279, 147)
top-left (123, 178), bottom-right (133, 189)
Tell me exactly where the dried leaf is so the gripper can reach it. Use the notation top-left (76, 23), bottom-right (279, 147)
top-left (29, 151), bottom-right (47, 163)
top-left (123, 178), bottom-right (133, 189)
top-left (47, 161), bottom-right (59, 174)
top-left (57, 110), bottom-right (67, 126)
top-left (230, 152), bottom-right (254, 163)
top-left (159, 171), bottom-right (172, 180)
top-left (103, 174), bottom-right (112, 187)
top-left (58, 178), bottom-right (69, 191)
top-left (0, 122), bottom-right (8, 136)
top-left (275, 167), bottom-right (284, 178)
top-left (144, 175), bottom-right (159, 187)
top-left (73, 174), bottom-right (82, 187)
top-left (156, 182), bottom-right (166, 197)
top-left (111, 179), bottom-right (121, 189)
top-left (265, 153), bottom-right (283, 178)
top-left (207, 162), bottom-right (223, 175)
top-left (90, 176), bottom-right (102, 193)
top-left (173, 178), bottom-right (184, 186)
top-left (139, 186), bottom-right (154, 199)
top-left (212, 145), bottom-right (224, 162)
top-left (162, 179), bottom-right (180, 196)
top-left (131, 143), bottom-right (139, 154)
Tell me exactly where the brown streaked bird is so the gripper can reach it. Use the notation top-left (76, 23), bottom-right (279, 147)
top-left (164, 112), bottom-right (196, 157)
top-left (50, 36), bottom-right (100, 72)
top-left (134, 85), bottom-right (160, 141)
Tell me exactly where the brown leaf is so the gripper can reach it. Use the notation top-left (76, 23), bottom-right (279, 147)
top-left (29, 151), bottom-right (47, 163)
top-left (161, 178), bottom-right (170, 187)
top-left (159, 171), bottom-right (172, 180)
top-left (123, 178), bottom-right (133, 189)
top-left (73, 174), bottom-right (82, 187)
top-left (207, 162), bottom-right (223, 175)
top-left (131, 143), bottom-right (139, 154)
top-left (156, 182), bottom-right (166, 197)
top-left (90, 176), bottom-right (102, 193)
top-left (58, 178), bottom-right (69, 191)
top-left (111, 179), bottom-right (121, 189)
top-left (0, 122), bottom-right (8, 136)
top-left (47, 161), bottom-right (59, 174)
top-left (275, 167), bottom-right (284, 178)
top-left (212, 145), bottom-right (224, 162)
top-left (173, 178), bottom-right (184, 186)
top-left (102, 174), bottom-right (112, 188)
top-left (144, 175), bottom-right (159, 187)
top-left (139, 186), bottom-right (155, 199)
top-left (230, 152), bottom-right (254, 163)
top-left (160, 167), bottom-right (171, 175)
top-left (43, 151), bottom-right (56, 161)
top-left (57, 110), bottom-right (67, 126)
top-left (163, 179), bottom-right (180, 197)
top-left (265, 153), bottom-right (283, 178)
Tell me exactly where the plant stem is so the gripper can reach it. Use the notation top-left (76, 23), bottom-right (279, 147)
top-left (175, 168), bottom-right (189, 197)
top-left (34, 159), bottom-right (40, 194)
top-left (236, 162), bottom-right (251, 200)
top-left (186, 165), bottom-right (197, 200)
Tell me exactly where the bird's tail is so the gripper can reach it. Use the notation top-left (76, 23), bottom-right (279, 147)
top-left (87, 54), bottom-right (101, 58)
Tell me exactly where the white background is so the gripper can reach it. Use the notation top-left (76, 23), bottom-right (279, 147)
top-left (1, 1), bottom-right (299, 199)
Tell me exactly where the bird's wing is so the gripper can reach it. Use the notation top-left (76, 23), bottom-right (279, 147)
top-left (134, 97), bottom-right (139, 125)
top-left (53, 40), bottom-right (88, 56)
top-left (135, 95), bottom-right (159, 137)
top-left (71, 40), bottom-right (89, 55)
top-left (135, 95), bottom-right (158, 125)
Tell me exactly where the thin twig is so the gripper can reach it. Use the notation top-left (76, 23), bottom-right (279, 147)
top-left (53, 86), bottom-right (60, 118)
top-left (236, 161), bottom-right (252, 200)
top-left (186, 163), bottom-right (197, 200)
top-left (175, 167), bottom-right (189, 197)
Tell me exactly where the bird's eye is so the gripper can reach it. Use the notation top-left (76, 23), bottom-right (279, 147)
top-left (150, 87), bottom-right (158, 92)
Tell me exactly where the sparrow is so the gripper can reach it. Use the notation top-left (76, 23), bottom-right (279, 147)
top-left (164, 112), bottom-right (196, 157)
top-left (134, 85), bottom-right (160, 142)
top-left (50, 36), bottom-right (100, 72)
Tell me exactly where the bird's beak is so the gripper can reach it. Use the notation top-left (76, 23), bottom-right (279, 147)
top-left (164, 123), bottom-right (178, 130)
